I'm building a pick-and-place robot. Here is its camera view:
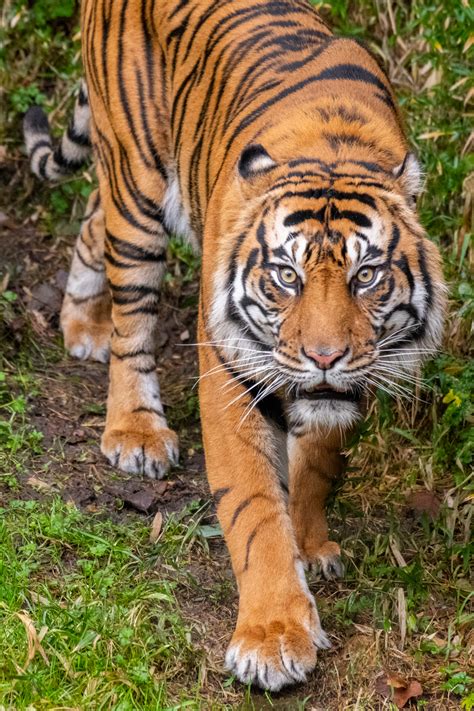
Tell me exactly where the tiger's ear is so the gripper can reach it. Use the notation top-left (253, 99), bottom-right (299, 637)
top-left (238, 144), bottom-right (277, 180)
top-left (393, 152), bottom-right (423, 203)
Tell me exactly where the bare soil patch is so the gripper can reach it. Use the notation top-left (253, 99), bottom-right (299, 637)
top-left (0, 221), bottom-right (206, 519)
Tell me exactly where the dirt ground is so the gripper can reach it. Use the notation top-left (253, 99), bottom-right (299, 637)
top-left (0, 221), bottom-right (206, 515)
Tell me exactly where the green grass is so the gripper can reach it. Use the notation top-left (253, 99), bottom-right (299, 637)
top-left (0, 337), bottom-right (44, 484)
top-left (0, 0), bottom-right (472, 708)
top-left (0, 499), bottom-right (202, 709)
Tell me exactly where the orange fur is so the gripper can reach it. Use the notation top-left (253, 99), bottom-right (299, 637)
top-left (24, 0), bottom-right (446, 691)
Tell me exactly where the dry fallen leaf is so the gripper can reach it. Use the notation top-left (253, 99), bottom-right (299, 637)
top-left (149, 511), bottom-right (164, 543)
top-left (375, 672), bottom-right (423, 708)
top-left (26, 477), bottom-right (54, 494)
top-left (0, 211), bottom-right (16, 230)
top-left (463, 34), bottom-right (474, 53)
top-left (406, 490), bottom-right (441, 520)
top-left (28, 282), bottom-right (63, 315)
top-left (28, 309), bottom-right (50, 338)
top-left (418, 130), bottom-right (447, 141)
top-left (421, 65), bottom-right (443, 92)
top-left (459, 173), bottom-right (474, 266)
top-left (0, 272), bottom-right (9, 294)
top-left (15, 611), bottom-right (49, 672)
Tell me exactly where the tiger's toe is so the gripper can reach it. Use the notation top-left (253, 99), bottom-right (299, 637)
top-left (226, 612), bottom-right (330, 691)
top-left (304, 541), bottom-right (344, 580)
top-left (101, 426), bottom-right (179, 478)
top-left (62, 319), bottom-right (112, 363)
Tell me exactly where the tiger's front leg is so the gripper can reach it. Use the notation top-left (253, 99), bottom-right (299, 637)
top-left (289, 430), bottom-right (347, 580)
top-left (98, 193), bottom-right (178, 479)
top-left (199, 323), bottom-right (330, 692)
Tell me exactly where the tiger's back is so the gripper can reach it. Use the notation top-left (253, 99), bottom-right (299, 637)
top-left (82, 0), bottom-right (407, 239)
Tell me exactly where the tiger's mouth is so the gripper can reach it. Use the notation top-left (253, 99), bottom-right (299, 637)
top-left (296, 384), bottom-right (363, 403)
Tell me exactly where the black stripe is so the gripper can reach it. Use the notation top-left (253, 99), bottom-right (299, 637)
top-left (78, 85), bottom-right (88, 106)
top-left (121, 305), bottom-right (159, 315)
top-left (417, 240), bottom-right (433, 307)
top-left (283, 208), bottom-right (326, 227)
top-left (230, 494), bottom-right (272, 530)
top-left (109, 283), bottom-right (160, 293)
top-left (395, 253), bottom-right (415, 295)
top-left (67, 123), bottom-right (91, 148)
top-left (106, 231), bottom-right (166, 263)
top-left (76, 248), bottom-right (104, 273)
top-left (38, 153), bottom-right (49, 178)
top-left (332, 207), bottom-right (372, 229)
top-left (213, 487), bottom-right (231, 505)
top-left (224, 62), bottom-right (393, 163)
top-left (29, 139), bottom-right (51, 161)
top-left (387, 224), bottom-right (401, 259)
top-left (133, 365), bottom-right (157, 374)
top-left (104, 252), bottom-right (138, 270)
top-left (132, 406), bottom-right (165, 417)
top-left (243, 513), bottom-right (279, 572)
top-left (111, 348), bottom-right (155, 360)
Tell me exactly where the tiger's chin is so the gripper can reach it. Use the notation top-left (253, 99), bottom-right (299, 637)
top-left (286, 386), bottom-right (363, 433)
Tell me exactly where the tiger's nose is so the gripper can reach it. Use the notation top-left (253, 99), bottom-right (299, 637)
top-left (304, 348), bottom-right (346, 370)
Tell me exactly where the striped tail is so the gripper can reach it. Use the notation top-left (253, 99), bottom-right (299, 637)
top-left (23, 80), bottom-right (91, 180)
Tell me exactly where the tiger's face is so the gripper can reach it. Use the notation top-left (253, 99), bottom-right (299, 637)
top-left (210, 148), bottom-right (445, 431)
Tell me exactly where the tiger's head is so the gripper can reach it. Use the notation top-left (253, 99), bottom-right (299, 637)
top-left (209, 142), bottom-right (446, 432)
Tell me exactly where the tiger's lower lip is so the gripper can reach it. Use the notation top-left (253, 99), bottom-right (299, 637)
top-left (297, 387), bottom-right (362, 403)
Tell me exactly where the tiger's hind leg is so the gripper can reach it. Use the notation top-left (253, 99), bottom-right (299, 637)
top-left (96, 162), bottom-right (178, 479)
top-left (60, 188), bottom-right (112, 363)
top-left (288, 430), bottom-right (346, 580)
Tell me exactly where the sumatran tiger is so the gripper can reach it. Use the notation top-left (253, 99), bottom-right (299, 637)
top-left (23, 0), bottom-right (446, 692)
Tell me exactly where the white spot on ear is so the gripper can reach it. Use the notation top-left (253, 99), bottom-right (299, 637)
top-left (238, 144), bottom-right (277, 180)
top-left (248, 153), bottom-right (276, 173)
top-left (394, 153), bottom-right (424, 198)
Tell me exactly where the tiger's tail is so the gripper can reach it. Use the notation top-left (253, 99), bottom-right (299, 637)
top-left (23, 79), bottom-right (91, 180)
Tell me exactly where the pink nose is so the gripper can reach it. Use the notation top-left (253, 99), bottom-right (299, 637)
top-left (304, 348), bottom-right (345, 370)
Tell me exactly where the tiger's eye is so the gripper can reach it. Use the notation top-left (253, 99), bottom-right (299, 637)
top-left (278, 266), bottom-right (298, 285)
top-left (356, 266), bottom-right (376, 285)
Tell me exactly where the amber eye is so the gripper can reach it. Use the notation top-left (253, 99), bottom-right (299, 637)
top-left (355, 266), bottom-right (377, 286)
top-left (278, 266), bottom-right (298, 286)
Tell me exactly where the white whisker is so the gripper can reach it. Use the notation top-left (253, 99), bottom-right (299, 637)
top-left (377, 322), bottom-right (421, 347)
top-left (372, 365), bottom-right (424, 384)
top-left (221, 364), bottom-right (276, 393)
top-left (238, 374), bottom-right (287, 427)
top-left (192, 355), bottom-right (271, 388)
top-left (368, 373), bottom-right (427, 403)
top-left (226, 369), bottom-right (280, 410)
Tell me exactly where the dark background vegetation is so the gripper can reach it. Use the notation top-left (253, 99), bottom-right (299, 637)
top-left (0, 0), bottom-right (472, 708)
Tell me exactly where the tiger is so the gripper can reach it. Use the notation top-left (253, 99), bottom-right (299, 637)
top-left (23, 0), bottom-right (446, 692)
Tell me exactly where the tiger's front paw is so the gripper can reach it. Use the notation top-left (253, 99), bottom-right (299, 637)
top-left (302, 540), bottom-right (344, 580)
top-left (101, 421), bottom-right (179, 478)
top-left (225, 597), bottom-right (330, 692)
